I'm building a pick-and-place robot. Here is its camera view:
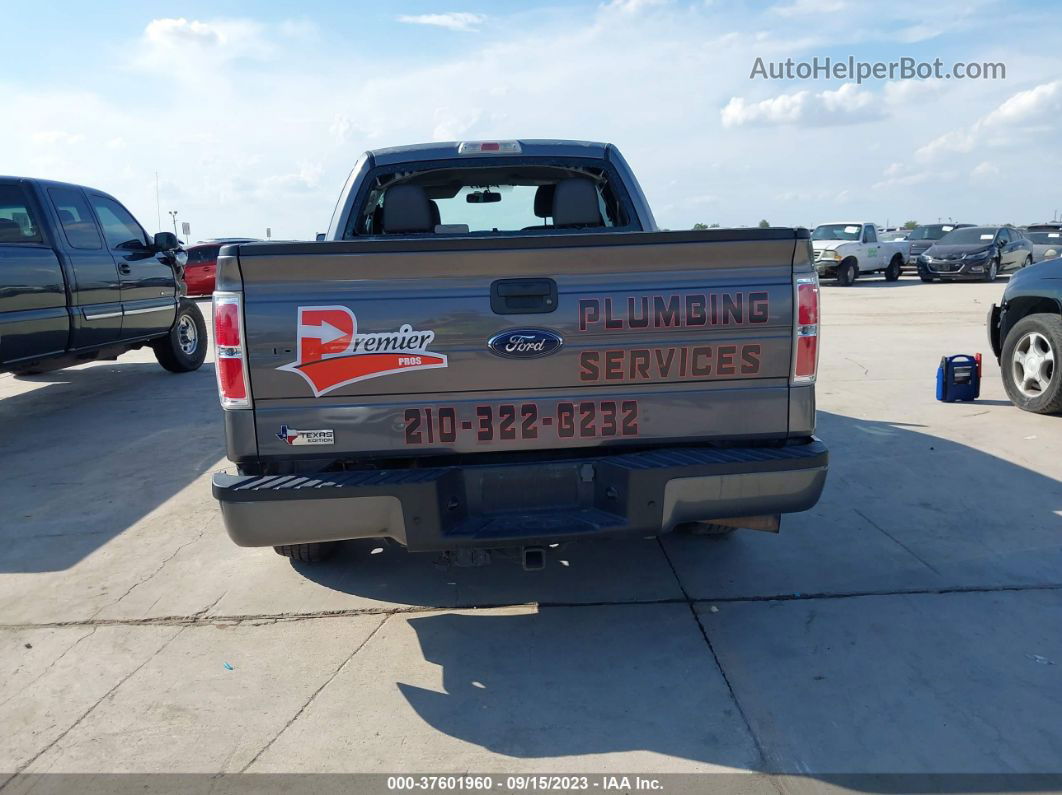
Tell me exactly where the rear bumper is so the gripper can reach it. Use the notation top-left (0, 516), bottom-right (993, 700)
top-left (212, 440), bottom-right (828, 551)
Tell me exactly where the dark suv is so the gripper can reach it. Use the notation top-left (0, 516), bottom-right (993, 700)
top-left (905, 223), bottom-right (974, 265)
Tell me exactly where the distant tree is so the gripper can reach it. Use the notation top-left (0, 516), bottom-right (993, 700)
top-left (758, 219), bottom-right (770, 228)
top-left (710, 223), bottom-right (720, 228)
top-left (692, 223), bottom-right (709, 230)
top-left (903, 220), bottom-right (918, 229)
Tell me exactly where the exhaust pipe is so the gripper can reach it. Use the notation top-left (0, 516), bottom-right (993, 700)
top-left (522, 546), bottom-right (546, 571)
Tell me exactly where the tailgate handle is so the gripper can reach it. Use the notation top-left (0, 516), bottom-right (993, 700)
top-left (491, 278), bottom-right (557, 314)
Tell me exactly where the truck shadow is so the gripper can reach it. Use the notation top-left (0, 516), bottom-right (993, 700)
top-left (0, 360), bottom-right (223, 572)
top-left (821, 279), bottom-right (924, 288)
top-left (291, 411), bottom-right (1062, 779)
top-left (296, 409), bottom-right (1062, 607)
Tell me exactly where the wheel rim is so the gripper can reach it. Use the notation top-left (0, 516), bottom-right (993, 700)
top-left (1012, 331), bottom-right (1055, 398)
top-left (177, 314), bottom-right (198, 355)
top-left (989, 261), bottom-right (998, 279)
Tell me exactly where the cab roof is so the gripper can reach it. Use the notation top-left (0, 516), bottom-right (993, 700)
top-left (367, 139), bottom-right (610, 167)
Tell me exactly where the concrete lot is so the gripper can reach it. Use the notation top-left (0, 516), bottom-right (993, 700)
top-left (1, 275), bottom-right (1060, 788)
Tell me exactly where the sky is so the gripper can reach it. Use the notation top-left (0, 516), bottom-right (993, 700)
top-left (3, 0), bottom-right (1061, 240)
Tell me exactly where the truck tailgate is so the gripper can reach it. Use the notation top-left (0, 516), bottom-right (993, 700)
top-left (234, 231), bottom-right (801, 459)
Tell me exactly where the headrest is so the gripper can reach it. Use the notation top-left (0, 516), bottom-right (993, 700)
top-left (429, 199), bottom-right (441, 227)
top-left (552, 178), bottom-right (602, 228)
top-left (0, 218), bottom-right (22, 242)
top-left (533, 185), bottom-right (555, 218)
top-left (383, 185), bottom-right (433, 233)
top-left (58, 209), bottom-right (76, 224)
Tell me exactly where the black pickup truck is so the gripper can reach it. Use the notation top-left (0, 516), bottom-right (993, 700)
top-left (0, 177), bottom-right (206, 375)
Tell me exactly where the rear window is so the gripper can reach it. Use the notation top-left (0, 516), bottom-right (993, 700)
top-left (187, 246), bottom-right (219, 264)
top-left (1027, 232), bottom-right (1062, 244)
top-left (0, 185), bottom-right (43, 243)
top-left (346, 160), bottom-right (630, 238)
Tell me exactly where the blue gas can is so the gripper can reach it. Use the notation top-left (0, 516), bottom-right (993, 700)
top-left (936, 354), bottom-right (981, 402)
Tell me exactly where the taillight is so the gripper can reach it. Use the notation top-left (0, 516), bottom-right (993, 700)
top-left (793, 274), bottom-right (819, 384)
top-left (457, 140), bottom-right (521, 154)
top-left (213, 292), bottom-right (251, 409)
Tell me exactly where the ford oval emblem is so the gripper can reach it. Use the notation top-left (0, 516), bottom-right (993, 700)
top-left (488, 328), bottom-right (564, 359)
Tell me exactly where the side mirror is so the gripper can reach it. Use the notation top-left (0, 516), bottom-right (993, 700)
top-left (153, 231), bottom-right (179, 251)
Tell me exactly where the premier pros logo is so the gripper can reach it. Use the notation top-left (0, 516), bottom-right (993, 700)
top-left (277, 306), bottom-right (448, 397)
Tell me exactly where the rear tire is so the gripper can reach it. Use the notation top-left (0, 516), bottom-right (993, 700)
top-left (1000, 314), bottom-right (1062, 414)
top-left (836, 260), bottom-right (857, 286)
top-left (884, 256), bottom-right (903, 282)
top-left (274, 542), bottom-right (339, 563)
top-left (153, 300), bottom-right (207, 372)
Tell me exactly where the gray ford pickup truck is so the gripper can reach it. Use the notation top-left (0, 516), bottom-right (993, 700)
top-left (211, 139), bottom-right (827, 567)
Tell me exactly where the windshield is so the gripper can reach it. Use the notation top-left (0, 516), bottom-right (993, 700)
top-left (908, 225), bottom-right (958, 241)
top-left (1026, 231), bottom-right (1062, 244)
top-left (811, 224), bottom-right (862, 241)
top-left (939, 228), bottom-right (997, 245)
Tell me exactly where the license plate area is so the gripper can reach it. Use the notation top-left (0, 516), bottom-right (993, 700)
top-left (474, 463), bottom-right (584, 513)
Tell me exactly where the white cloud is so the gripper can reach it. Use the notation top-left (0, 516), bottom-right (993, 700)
top-left (721, 82), bottom-right (883, 127)
top-left (135, 17), bottom-right (274, 75)
top-left (770, 0), bottom-right (846, 17)
top-left (144, 17), bottom-right (223, 48)
top-left (396, 12), bottom-right (486, 32)
top-left (917, 79), bottom-right (1062, 160)
top-left (601, 0), bottom-right (669, 14)
top-left (971, 161), bottom-right (999, 181)
top-left (31, 130), bottom-right (85, 145)
top-left (882, 79), bottom-right (947, 105)
top-left (6, 3), bottom-right (1062, 240)
top-left (983, 79), bottom-right (1062, 126)
top-left (432, 107), bottom-right (483, 141)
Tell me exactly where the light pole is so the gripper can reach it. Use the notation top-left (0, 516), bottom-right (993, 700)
top-left (168, 210), bottom-right (179, 237)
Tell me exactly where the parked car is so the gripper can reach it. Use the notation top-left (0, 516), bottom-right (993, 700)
top-left (210, 139), bottom-right (828, 566)
top-left (904, 223), bottom-right (975, 269)
top-left (988, 256), bottom-right (1062, 413)
top-left (811, 222), bottom-right (907, 285)
top-left (0, 177), bottom-right (206, 375)
top-left (184, 238), bottom-right (260, 297)
top-left (1023, 224), bottom-right (1062, 262)
top-left (917, 226), bottom-right (1033, 282)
